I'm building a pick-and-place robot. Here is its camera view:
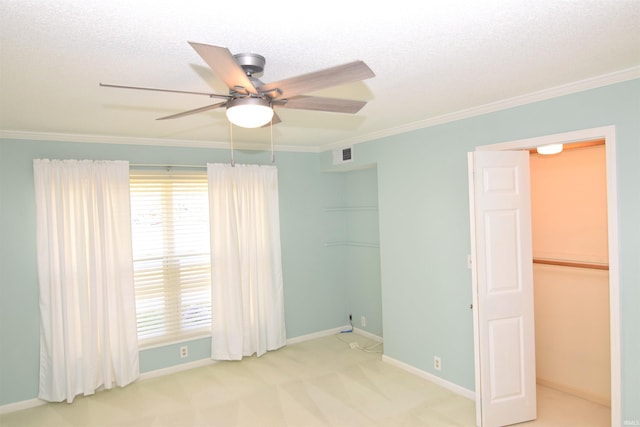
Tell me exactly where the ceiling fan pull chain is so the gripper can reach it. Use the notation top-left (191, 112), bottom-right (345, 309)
top-left (229, 121), bottom-right (235, 167)
top-left (270, 119), bottom-right (275, 164)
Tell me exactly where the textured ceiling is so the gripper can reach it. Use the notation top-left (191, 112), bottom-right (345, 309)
top-left (1, 0), bottom-right (639, 152)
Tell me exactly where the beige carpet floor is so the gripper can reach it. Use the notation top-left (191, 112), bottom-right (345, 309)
top-left (0, 333), bottom-right (609, 426)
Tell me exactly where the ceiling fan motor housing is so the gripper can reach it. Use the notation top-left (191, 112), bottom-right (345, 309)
top-left (234, 52), bottom-right (266, 76)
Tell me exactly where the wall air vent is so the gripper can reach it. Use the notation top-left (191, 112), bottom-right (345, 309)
top-left (333, 146), bottom-right (353, 165)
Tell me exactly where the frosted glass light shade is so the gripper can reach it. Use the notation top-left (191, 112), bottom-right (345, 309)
top-left (226, 98), bottom-right (273, 128)
top-left (536, 144), bottom-right (563, 155)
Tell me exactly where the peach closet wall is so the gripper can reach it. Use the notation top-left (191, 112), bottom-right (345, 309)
top-left (530, 143), bottom-right (610, 406)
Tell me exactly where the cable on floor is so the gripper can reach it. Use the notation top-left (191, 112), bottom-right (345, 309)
top-left (335, 332), bottom-right (383, 353)
top-left (340, 316), bottom-right (353, 333)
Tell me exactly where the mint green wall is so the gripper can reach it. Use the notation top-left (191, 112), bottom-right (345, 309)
top-left (139, 337), bottom-right (212, 372)
top-left (1, 79), bottom-right (638, 423)
top-left (342, 167), bottom-right (382, 336)
top-left (0, 140), bottom-right (350, 405)
top-left (322, 79), bottom-right (640, 423)
top-left (314, 166), bottom-right (383, 336)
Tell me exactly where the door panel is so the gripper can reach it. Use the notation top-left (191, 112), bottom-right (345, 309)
top-left (469, 150), bottom-right (536, 427)
top-left (488, 317), bottom-right (524, 401)
top-left (485, 210), bottom-right (520, 292)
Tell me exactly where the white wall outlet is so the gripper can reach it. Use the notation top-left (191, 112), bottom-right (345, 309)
top-left (180, 346), bottom-right (188, 358)
top-left (434, 356), bottom-right (442, 371)
top-left (360, 316), bottom-right (366, 327)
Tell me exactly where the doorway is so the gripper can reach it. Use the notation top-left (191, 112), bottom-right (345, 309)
top-left (530, 140), bottom-right (611, 409)
top-left (469, 126), bottom-right (621, 426)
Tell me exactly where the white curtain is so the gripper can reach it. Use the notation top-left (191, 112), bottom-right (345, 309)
top-left (207, 163), bottom-right (286, 360)
top-left (33, 159), bottom-right (139, 403)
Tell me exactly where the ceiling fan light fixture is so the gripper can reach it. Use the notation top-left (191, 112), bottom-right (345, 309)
top-left (226, 97), bottom-right (273, 128)
top-left (536, 143), bottom-right (563, 155)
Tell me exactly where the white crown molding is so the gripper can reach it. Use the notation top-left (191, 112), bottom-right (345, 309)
top-left (0, 130), bottom-right (320, 153)
top-left (2, 67), bottom-right (638, 154)
top-left (321, 66), bottom-right (640, 152)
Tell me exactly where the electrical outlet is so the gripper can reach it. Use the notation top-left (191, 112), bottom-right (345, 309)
top-left (434, 356), bottom-right (441, 371)
top-left (180, 346), bottom-right (188, 358)
top-left (360, 316), bottom-right (366, 327)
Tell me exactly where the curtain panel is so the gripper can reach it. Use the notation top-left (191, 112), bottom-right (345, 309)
top-left (33, 159), bottom-right (139, 403)
top-left (207, 163), bottom-right (286, 360)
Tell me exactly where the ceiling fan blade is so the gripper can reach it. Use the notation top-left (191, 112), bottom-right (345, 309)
top-left (188, 42), bottom-right (258, 95)
top-left (273, 95), bottom-right (367, 114)
top-left (259, 60), bottom-right (374, 100)
top-left (156, 101), bottom-right (227, 120)
top-left (99, 83), bottom-right (229, 99)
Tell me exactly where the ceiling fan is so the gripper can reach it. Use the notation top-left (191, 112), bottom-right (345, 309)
top-left (100, 41), bottom-right (375, 128)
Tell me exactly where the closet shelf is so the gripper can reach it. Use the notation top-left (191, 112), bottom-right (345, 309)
top-left (324, 241), bottom-right (380, 248)
top-left (533, 258), bottom-right (608, 271)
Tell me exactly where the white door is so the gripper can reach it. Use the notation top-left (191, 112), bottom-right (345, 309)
top-left (468, 150), bottom-right (536, 427)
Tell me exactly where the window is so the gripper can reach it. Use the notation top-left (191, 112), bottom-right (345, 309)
top-left (129, 170), bottom-right (211, 346)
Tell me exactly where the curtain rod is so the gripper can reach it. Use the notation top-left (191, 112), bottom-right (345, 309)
top-left (129, 163), bottom-right (207, 169)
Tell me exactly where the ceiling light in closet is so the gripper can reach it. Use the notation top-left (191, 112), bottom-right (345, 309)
top-left (536, 144), bottom-right (563, 155)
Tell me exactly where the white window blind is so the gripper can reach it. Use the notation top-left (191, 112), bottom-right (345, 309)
top-left (129, 170), bottom-right (211, 346)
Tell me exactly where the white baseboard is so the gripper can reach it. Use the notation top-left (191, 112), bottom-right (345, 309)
top-left (352, 327), bottom-right (383, 342)
top-left (139, 325), bottom-right (351, 381)
top-left (286, 326), bottom-right (348, 345)
top-left (0, 359), bottom-right (219, 414)
top-left (138, 358), bottom-right (218, 381)
top-left (286, 325), bottom-right (383, 345)
top-left (382, 354), bottom-right (475, 401)
top-left (0, 326), bottom-right (383, 415)
top-left (0, 398), bottom-right (46, 415)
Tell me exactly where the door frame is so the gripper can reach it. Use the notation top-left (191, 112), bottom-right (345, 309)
top-left (469, 125), bottom-right (620, 427)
